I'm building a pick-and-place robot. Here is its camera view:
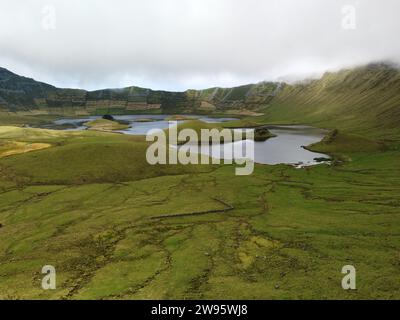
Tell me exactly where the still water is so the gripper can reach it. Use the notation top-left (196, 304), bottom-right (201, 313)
top-left (187, 125), bottom-right (329, 166)
top-left (46, 115), bottom-right (330, 166)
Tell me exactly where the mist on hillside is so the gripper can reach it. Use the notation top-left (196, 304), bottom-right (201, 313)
top-left (0, 0), bottom-right (399, 90)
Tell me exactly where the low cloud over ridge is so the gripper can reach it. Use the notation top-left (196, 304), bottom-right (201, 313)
top-left (0, 0), bottom-right (399, 91)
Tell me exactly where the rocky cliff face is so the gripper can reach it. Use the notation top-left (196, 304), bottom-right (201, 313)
top-left (0, 67), bottom-right (279, 115)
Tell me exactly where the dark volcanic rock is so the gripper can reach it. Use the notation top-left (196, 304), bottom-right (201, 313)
top-left (313, 157), bottom-right (330, 162)
top-left (254, 127), bottom-right (274, 141)
top-left (102, 114), bottom-right (115, 121)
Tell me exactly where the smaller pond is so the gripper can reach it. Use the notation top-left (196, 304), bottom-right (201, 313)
top-left (47, 114), bottom-right (236, 134)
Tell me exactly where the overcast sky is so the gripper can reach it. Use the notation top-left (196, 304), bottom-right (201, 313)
top-left (0, 0), bottom-right (399, 91)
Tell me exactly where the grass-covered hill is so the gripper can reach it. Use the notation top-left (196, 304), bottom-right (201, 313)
top-left (0, 123), bottom-right (399, 299)
top-left (0, 67), bottom-right (279, 115)
top-left (1, 63), bottom-right (400, 299)
top-left (1, 62), bottom-right (399, 137)
top-left (0, 67), bottom-right (57, 109)
top-left (0, 126), bottom-right (214, 187)
top-left (260, 63), bottom-right (400, 138)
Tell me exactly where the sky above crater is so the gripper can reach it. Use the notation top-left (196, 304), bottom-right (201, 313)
top-left (0, 0), bottom-right (399, 91)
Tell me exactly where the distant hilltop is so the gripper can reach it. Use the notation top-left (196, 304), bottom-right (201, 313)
top-left (0, 66), bottom-right (279, 115)
top-left (1, 63), bottom-right (400, 135)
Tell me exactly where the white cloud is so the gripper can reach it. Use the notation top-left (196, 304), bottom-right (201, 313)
top-left (0, 0), bottom-right (399, 90)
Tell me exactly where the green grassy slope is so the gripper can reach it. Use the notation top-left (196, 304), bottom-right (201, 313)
top-left (0, 127), bottom-right (212, 186)
top-left (0, 133), bottom-right (399, 299)
top-left (84, 119), bottom-right (130, 131)
top-left (260, 63), bottom-right (400, 138)
top-left (1, 62), bottom-right (400, 299)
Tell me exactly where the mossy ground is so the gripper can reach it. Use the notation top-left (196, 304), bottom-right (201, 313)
top-left (0, 118), bottom-right (399, 299)
top-left (84, 119), bottom-right (130, 131)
